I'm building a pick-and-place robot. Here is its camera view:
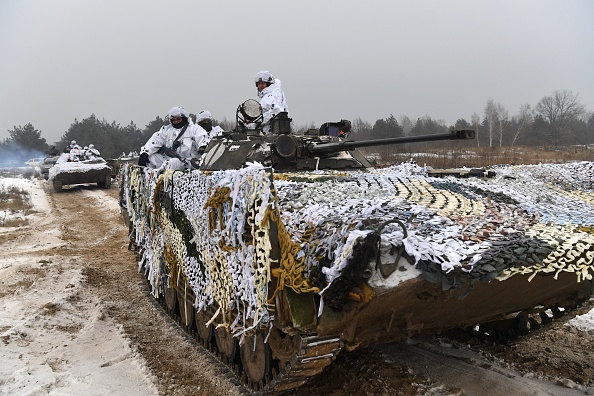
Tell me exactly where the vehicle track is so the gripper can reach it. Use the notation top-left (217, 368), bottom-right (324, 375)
top-left (47, 184), bottom-right (594, 396)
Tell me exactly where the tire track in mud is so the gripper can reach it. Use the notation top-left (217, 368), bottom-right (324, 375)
top-left (378, 336), bottom-right (590, 396)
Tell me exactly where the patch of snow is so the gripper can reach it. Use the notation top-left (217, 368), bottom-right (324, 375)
top-left (567, 299), bottom-right (594, 333)
top-left (0, 175), bottom-right (158, 395)
top-left (368, 256), bottom-right (423, 288)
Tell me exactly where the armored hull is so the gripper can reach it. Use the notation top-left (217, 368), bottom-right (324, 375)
top-left (120, 159), bottom-right (594, 393)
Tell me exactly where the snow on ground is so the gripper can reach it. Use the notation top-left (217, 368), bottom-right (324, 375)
top-left (82, 188), bottom-right (121, 213)
top-left (0, 177), bottom-right (51, 212)
top-left (0, 177), bottom-right (46, 227)
top-left (0, 176), bottom-right (157, 395)
top-left (0, 261), bottom-right (156, 395)
top-left (568, 300), bottom-right (594, 334)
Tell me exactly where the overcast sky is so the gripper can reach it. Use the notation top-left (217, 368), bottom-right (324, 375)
top-left (1, 0), bottom-right (593, 145)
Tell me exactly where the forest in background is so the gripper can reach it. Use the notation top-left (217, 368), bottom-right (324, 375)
top-left (1, 89), bottom-right (593, 167)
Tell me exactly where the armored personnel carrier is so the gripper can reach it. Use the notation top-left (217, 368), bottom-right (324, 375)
top-left (49, 153), bottom-right (112, 192)
top-left (120, 100), bottom-right (594, 393)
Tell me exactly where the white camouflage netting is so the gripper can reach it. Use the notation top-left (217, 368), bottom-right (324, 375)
top-left (121, 161), bottom-right (594, 334)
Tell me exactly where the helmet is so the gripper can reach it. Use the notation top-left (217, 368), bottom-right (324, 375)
top-left (196, 110), bottom-right (213, 123)
top-left (167, 106), bottom-right (189, 120)
top-left (88, 144), bottom-right (94, 149)
top-left (84, 146), bottom-right (89, 150)
top-left (255, 70), bottom-right (274, 87)
top-left (71, 140), bottom-right (77, 145)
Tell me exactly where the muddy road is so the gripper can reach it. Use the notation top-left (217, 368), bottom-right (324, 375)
top-left (3, 181), bottom-right (594, 395)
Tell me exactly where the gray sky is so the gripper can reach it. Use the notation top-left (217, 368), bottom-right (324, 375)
top-left (1, 0), bottom-right (593, 145)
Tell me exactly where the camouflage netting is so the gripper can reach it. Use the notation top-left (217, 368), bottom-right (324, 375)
top-left (121, 161), bottom-right (594, 334)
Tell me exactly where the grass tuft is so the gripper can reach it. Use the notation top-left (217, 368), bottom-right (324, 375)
top-left (0, 184), bottom-right (33, 227)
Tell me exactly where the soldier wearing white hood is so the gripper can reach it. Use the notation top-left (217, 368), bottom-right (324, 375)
top-left (196, 110), bottom-right (224, 140)
top-left (255, 70), bottom-right (289, 133)
top-left (68, 140), bottom-right (83, 161)
top-left (65, 140), bottom-right (82, 153)
top-left (85, 144), bottom-right (101, 159)
top-left (138, 106), bottom-right (207, 170)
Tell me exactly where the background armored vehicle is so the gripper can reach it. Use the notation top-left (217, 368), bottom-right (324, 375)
top-left (25, 157), bottom-right (46, 167)
top-left (40, 156), bottom-right (60, 180)
top-left (49, 153), bottom-right (112, 192)
top-left (106, 153), bottom-right (140, 180)
top-left (120, 100), bottom-right (594, 394)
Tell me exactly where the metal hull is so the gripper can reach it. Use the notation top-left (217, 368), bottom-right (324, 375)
top-left (318, 272), bottom-right (592, 348)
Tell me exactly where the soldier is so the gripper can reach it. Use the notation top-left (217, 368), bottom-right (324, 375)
top-left (65, 140), bottom-right (81, 153)
top-left (85, 144), bottom-right (101, 159)
top-left (255, 70), bottom-right (289, 133)
top-left (138, 106), bottom-right (207, 170)
top-left (195, 110), bottom-right (224, 147)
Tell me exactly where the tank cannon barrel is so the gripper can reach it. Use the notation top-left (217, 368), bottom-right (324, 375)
top-left (307, 129), bottom-right (475, 154)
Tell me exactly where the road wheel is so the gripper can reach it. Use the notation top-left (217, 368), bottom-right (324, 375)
top-left (195, 309), bottom-right (214, 344)
top-left (177, 288), bottom-right (195, 330)
top-left (164, 281), bottom-right (178, 314)
top-left (215, 326), bottom-right (238, 363)
top-left (240, 332), bottom-right (271, 385)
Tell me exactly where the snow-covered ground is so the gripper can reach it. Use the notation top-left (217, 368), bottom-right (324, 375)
top-left (567, 306), bottom-right (594, 333)
top-left (0, 176), bottom-right (157, 395)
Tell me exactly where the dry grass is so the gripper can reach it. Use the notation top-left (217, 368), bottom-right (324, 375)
top-left (0, 184), bottom-right (33, 227)
top-left (362, 144), bottom-right (594, 168)
top-left (0, 168), bottom-right (37, 178)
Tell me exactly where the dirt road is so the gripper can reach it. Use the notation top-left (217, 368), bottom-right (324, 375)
top-left (2, 180), bottom-right (594, 395)
top-left (50, 186), bottom-right (244, 396)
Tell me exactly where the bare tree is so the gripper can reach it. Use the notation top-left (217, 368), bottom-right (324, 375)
top-left (471, 113), bottom-right (481, 147)
top-left (292, 121), bottom-right (317, 135)
top-left (535, 90), bottom-right (585, 145)
top-left (399, 115), bottom-right (414, 136)
top-left (510, 104), bottom-right (533, 146)
top-left (495, 103), bottom-right (509, 147)
top-left (484, 98), bottom-right (499, 147)
top-left (351, 117), bottom-right (372, 140)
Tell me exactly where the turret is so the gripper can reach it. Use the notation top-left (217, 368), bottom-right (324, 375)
top-left (199, 100), bottom-right (475, 172)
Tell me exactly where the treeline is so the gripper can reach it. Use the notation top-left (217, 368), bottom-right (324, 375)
top-left (0, 113), bottom-right (234, 160)
top-left (344, 90), bottom-right (594, 149)
top-left (1, 89), bottom-right (592, 161)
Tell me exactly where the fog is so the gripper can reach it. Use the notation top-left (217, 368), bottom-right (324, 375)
top-left (1, 0), bottom-right (592, 144)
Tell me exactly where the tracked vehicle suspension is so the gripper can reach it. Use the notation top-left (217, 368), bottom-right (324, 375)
top-left (130, 246), bottom-right (343, 395)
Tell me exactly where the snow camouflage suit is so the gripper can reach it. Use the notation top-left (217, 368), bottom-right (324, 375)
top-left (257, 78), bottom-right (288, 133)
